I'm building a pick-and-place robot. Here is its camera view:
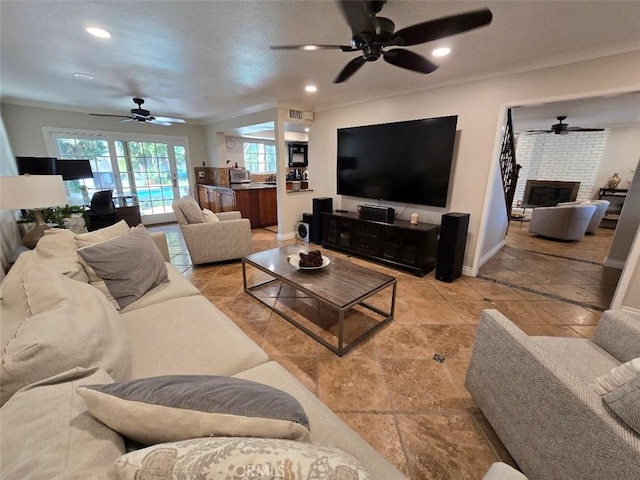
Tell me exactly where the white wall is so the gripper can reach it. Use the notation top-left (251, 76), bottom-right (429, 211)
top-left (596, 125), bottom-right (640, 195)
top-left (514, 130), bottom-right (609, 204)
top-left (310, 51), bottom-right (640, 271)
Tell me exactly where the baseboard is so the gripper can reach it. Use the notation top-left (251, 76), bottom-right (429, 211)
top-left (603, 257), bottom-right (626, 270)
top-left (462, 266), bottom-right (473, 277)
top-left (277, 231), bottom-right (296, 241)
top-left (620, 306), bottom-right (640, 316)
top-left (479, 240), bottom-right (506, 267)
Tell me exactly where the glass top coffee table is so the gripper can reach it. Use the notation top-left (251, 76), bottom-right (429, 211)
top-left (242, 246), bottom-right (397, 356)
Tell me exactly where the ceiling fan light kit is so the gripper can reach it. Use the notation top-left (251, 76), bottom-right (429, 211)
top-left (269, 0), bottom-right (493, 83)
top-left (90, 97), bottom-right (185, 126)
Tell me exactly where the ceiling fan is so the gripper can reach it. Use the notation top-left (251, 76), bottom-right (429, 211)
top-left (526, 116), bottom-right (605, 135)
top-left (90, 97), bottom-right (185, 126)
top-left (270, 0), bottom-right (493, 83)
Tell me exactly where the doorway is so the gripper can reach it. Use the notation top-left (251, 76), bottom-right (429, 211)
top-left (478, 90), bottom-right (640, 311)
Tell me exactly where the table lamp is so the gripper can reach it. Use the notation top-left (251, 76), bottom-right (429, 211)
top-left (0, 175), bottom-right (67, 249)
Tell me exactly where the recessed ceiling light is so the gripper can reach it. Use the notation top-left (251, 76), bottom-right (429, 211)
top-left (86, 27), bottom-right (111, 39)
top-left (432, 47), bottom-right (451, 57)
top-left (305, 85), bottom-right (317, 93)
top-left (73, 72), bottom-right (94, 80)
top-left (302, 45), bottom-right (319, 51)
top-left (304, 127), bottom-right (310, 132)
top-left (203, 96), bottom-right (215, 100)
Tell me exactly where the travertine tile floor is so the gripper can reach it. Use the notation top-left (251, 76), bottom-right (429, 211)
top-left (148, 221), bottom-right (619, 479)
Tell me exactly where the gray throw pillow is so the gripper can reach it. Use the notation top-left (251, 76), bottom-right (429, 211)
top-left (77, 225), bottom-right (169, 309)
top-left (76, 375), bottom-right (311, 445)
top-left (603, 374), bottom-right (640, 434)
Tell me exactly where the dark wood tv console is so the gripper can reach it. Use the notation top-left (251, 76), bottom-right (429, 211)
top-left (321, 211), bottom-right (439, 277)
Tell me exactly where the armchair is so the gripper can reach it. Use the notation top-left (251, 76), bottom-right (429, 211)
top-left (172, 196), bottom-right (252, 265)
top-left (558, 200), bottom-right (610, 233)
top-left (528, 203), bottom-right (596, 241)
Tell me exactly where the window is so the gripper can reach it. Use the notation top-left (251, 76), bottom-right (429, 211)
top-left (243, 142), bottom-right (276, 173)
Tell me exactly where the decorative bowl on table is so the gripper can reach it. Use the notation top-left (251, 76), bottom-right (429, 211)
top-left (287, 250), bottom-right (330, 270)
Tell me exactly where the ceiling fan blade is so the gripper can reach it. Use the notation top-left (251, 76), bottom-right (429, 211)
top-left (270, 44), bottom-right (357, 52)
top-left (334, 56), bottom-right (367, 83)
top-left (566, 127), bottom-right (605, 132)
top-left (153, 116), bottom-right (186, 124)
top-left (147, 119), bottom-right (172, 126)
top-left (119, 118), bottom-right (135, 123)
top-left (391, 8), bottom-right (493, 47)
top-left (338, 0), bottom-right (376, 36)
top-left (525, 130), bottom-right (553, 134)
top-left (382, 49), bottom-right (438, 74)
top-left (89, 113), bottom-right (131, 119)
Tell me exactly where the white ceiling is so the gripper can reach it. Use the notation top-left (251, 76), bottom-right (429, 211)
top-left (1, 1), bottom-right (640, 125)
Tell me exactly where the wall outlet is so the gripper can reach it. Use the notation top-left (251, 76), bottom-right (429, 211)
top-left (198, 171), bottom-right (205, 178)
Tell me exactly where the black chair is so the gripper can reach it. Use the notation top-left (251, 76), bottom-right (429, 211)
top-left (86, 190), bottom-right (120, 231)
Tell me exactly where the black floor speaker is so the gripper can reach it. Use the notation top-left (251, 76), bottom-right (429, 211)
top-left (312, 197), bottom-right (333, 244)
top-left (436, 212), bottom-right (470, 283)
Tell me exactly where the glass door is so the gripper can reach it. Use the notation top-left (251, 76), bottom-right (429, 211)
top-left (51, 131), bottom-right (190, 224)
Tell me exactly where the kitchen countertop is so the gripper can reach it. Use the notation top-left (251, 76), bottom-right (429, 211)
top-left (230, 183), bottom-right (277, 190)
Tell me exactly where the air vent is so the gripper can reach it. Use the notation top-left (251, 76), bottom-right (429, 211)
top-left (288, 109), bottom-right (314, 121)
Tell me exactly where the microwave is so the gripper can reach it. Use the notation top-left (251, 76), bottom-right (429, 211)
top-left (288, 143), bottom-right (308, 167)
top-left (229, 168), bottom-right (251, 184)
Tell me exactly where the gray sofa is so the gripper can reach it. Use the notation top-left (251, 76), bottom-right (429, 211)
top-left (528, 203), bottom-right (597, 240)
top-left (0, 226), bottom-right (406, 479)
top-left (466, 309), bottom-right (640, 480)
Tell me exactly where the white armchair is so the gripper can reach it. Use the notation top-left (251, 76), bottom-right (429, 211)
top-left (528, 203), bottom-right (597, 241)
top-left (558, 200), bottom-right (610, 233)
top-left (172, 197), bottom-right (252, 265)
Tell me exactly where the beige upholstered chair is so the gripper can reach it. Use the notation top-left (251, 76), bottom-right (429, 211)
top-left (528, 203), bottom-right (597, 241)
top-left (172, 196), bottom-right (252, 265)
top-left (558, 200), bottom-right (610, 233)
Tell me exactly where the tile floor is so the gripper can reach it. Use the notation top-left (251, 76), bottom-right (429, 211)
top-left (148, 221), bottom-right (619, 479)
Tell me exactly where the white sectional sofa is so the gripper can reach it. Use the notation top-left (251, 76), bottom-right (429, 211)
top-left (0, 223), bottom-right (406, 479)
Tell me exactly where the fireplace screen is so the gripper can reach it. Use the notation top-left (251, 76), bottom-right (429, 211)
top-left (523, 180), bottom-right (580, 207)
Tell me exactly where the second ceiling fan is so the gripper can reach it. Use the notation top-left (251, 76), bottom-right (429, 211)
top-left (270, 0), bottom-right (493, 83)
top-left (526, 116), bottom-right (605, 135)
top-left (90, 97), bottom-right (185, 126)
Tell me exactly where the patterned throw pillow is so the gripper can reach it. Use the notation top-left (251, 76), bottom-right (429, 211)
top-left (115, 437), bottom-right (370, 480)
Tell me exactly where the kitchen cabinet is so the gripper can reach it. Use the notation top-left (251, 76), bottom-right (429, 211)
top-left (234, 187), bottom-right (277, 228)
top-left (197, 185), bottom-right (236, 213)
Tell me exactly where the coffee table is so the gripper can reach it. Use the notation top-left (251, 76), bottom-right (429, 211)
top-left (242, 246), bottom-right (396, 356)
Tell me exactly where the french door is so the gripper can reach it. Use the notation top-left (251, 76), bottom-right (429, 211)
top-left (47, 129), bottom-right (190, 224)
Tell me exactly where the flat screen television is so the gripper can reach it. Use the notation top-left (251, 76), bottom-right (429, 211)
top-left (16, 156), bottom-right (57, 175)
top-left (56, 159), bottom-right (93, 180)
top-left (337, 115), bottom-right (458, 207)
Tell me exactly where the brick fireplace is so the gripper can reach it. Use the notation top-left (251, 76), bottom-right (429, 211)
top-left (523, 180), bottom-right (581, 207)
